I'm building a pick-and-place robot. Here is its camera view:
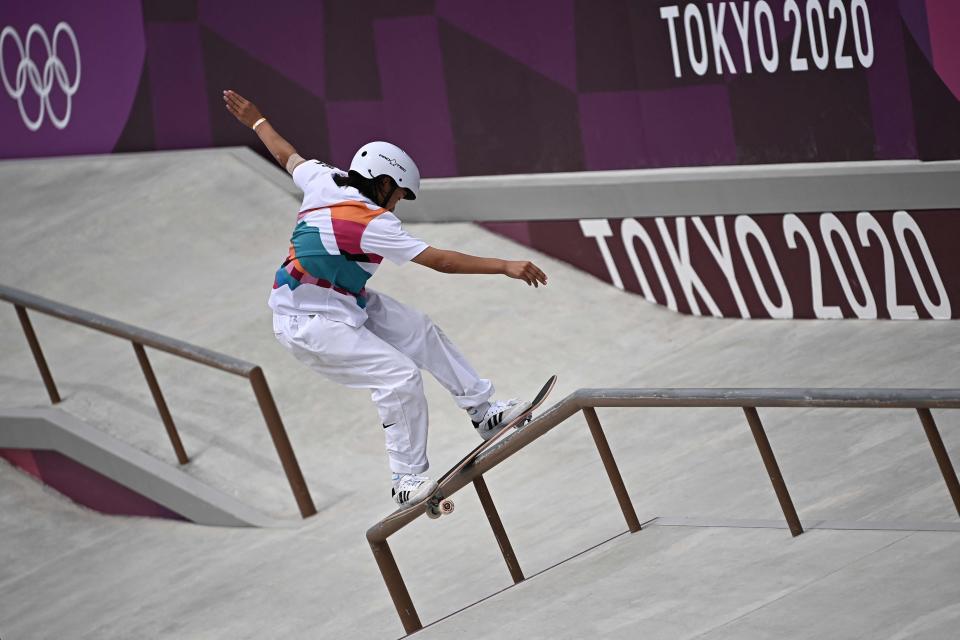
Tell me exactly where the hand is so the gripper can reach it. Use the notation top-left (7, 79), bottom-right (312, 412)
top-left (504, 260), bottom-right (548, 287)
top-left (222, 89), bottom-right (263, 129)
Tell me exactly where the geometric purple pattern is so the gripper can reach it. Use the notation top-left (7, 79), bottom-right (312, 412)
top-left (436, 0), bottom-right (577, 90)
top-left (580, 86), bottom-right (737, 170)
top-left (1, 0), bottom-right (958, 170)
top-left (926, 0), bottom-right (960, 101)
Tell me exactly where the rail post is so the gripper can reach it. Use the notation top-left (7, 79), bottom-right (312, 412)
top-left (248, 366), bottom-right (317, 518)
top-left (583, 407), bottom-right (642, 533)
top-left (14, 305), bottom-right (61, 404)
top-left (743, 407), bottom-right (803, 536)
top-left (369, 539), bottom-right (422, 635)
top-left (473, 475), bottom-right (525, 584)
top-left (916, 408), bottom-right (960, 517)
top-left (132, 342), bottom-right (189, 465)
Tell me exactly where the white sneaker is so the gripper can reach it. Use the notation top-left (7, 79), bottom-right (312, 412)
top-left (391, 473), bottom-right (438, 507)
top-left (471, 399), bottom-right (532, 441)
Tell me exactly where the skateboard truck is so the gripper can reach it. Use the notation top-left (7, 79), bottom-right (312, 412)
top-left (426, 495), bottom-right (455, 519)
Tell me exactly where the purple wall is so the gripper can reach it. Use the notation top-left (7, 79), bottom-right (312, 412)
top-left (485, 208), bottom-right (959, 319)
top-left (1, 448), bottom-right (186, 521)
top-left (1, 0), bottom-right (958, 172)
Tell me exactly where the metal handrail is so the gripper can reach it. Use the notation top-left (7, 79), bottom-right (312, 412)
top-left (0, 284), bottom-right (316, 518)
top-left (367, 387), bottom-right (960, 634)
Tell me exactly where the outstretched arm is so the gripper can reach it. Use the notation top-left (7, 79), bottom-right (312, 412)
top-left (412, 247), bottom-right (548, 287)
top-left (222, 89), bottom-right (303, 172)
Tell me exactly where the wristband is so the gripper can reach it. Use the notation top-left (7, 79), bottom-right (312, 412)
top-left (285, 153), bottom-right (306, 174)
top-left (252, 117), bottom-right (267, 131)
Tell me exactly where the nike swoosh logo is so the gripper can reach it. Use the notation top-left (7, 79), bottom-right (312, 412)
top-left (383, 422), bottom-right (396, 429)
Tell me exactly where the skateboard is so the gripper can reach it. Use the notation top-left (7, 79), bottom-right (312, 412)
top-left (385, 374), bottom-right (557, 523)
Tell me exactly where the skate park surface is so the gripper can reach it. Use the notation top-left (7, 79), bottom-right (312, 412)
top-left (1, 149), bottom-right (959, 639)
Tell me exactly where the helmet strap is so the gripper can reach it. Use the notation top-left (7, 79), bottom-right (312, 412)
top-left (379, 177), bottom-right (398, 208)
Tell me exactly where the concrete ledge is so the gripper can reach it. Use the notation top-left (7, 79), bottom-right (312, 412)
top-left (0, 408), bottom-right (298, 528)
top-left (220, 145), bottom-right (960, 223)
top-left (11, 148), bottom-right (960, 223)
top-left (405, 160), bottom-right (960, 222)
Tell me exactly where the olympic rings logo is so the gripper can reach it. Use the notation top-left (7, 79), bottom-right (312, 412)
top-left (1, 22), bottom-right (81, 131)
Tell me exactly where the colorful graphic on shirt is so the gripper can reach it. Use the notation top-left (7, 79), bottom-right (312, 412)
top-left (273, 201), bottom-right (387, 308)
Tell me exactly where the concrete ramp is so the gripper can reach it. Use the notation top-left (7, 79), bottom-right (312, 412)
top-left (1, 149), bottom-right (959, 638)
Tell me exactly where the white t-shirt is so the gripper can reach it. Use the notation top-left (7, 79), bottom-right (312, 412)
top-left (268, 160), bottom-right (428, 326)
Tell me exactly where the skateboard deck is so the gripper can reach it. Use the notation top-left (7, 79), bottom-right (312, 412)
top-left (384, 374), bottom-right (557, 523)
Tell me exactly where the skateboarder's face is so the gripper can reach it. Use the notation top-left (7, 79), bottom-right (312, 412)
top-left (378, 177), bottom-right (408, 212)
top-left (385, 188), bottom-right (407, 212)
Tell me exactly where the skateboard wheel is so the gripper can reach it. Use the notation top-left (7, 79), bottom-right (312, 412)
top-left (439, 499), bottom-right (455, 514)
top-left (426, 506), bottom-right (441, 519)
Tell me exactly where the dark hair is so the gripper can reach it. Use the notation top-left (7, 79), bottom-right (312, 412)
top-left (333, 171), bottom-right (395, 207)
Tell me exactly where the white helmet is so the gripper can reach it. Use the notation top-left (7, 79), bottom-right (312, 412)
top-left (349, 141), bottom-right (420, 200)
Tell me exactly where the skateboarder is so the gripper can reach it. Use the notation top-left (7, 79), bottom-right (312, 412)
top-left (223, 90), bottom-right (548, 509)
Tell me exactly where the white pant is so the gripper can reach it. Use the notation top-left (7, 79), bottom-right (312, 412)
top-left (273, 290), bottom-right (493, 474)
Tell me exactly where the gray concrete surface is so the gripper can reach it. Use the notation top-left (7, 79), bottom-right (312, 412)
top-left (400, 159), bottom-right (960, 222)
top-left (1, 149), bottom-right (959, 639)
top-left (214, 145), bottom-right (960, 222)
top-left (0, 408), bottom-right (287, 527)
